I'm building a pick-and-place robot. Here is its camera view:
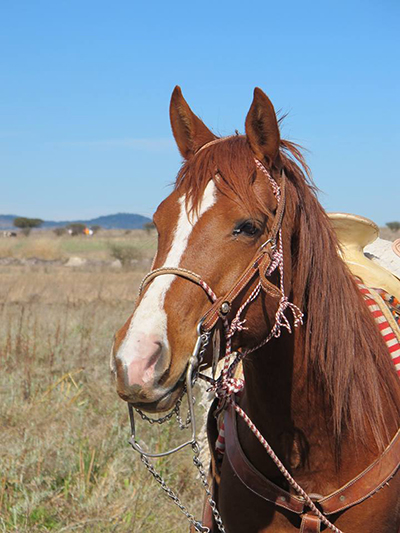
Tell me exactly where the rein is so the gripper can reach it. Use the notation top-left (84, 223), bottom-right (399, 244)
top-left (127, 159), bottom-right (368, 532)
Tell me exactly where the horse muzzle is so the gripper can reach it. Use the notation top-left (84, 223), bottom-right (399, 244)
top-left (111, 332), bottom-right (188, 411)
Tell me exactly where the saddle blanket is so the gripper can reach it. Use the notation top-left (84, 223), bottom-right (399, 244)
top-left (357, 280), bottom-right (400, 376)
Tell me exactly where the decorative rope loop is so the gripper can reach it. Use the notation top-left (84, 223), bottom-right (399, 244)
top-left (226, 317), bottom-right (247, 339)
top-left (266, 248), bottom-right (283, 276)
top-left (273, 296), bottom-right (304, 337)
top-left (212, 377), bottom-right (244, 400)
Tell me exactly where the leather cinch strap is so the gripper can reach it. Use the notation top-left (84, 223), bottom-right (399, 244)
top-left (300, 514), bottom-right (321, 533)
top-left (224, 402), bottom-right (400, 518)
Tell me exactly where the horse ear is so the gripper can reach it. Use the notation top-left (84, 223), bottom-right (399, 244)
top-left (245, 88), bottom-right (280, 166)
top-left (170, 86), bottom-right (217, 159)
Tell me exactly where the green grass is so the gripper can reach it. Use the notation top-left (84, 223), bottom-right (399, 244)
top-left (60, 238), bottom-right (109, 254)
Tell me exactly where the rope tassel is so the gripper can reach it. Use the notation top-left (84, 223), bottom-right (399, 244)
top-left (226, 317), bottom-right (247, 339)
top-left (273, 296), bottom-right (304, 337)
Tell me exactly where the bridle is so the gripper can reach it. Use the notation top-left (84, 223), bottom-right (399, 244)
top-left (126, 158), bottom-right (349, 533)
top-left (129, 158), bottom-right (295, 452)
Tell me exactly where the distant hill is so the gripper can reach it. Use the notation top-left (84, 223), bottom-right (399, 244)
top-left (0, 215), bottom-right (19, 230)
top-left (0, 213), bottom-right (151, 230)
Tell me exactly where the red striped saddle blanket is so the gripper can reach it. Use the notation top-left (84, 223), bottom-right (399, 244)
top-left (357, 280), bottom-right (400, 376)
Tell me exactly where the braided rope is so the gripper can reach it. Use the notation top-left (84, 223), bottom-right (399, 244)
top-left (227, 282), bottom-right (261, 339)
top-left (231, 400), bottom-right (343, 533)
top-left (199, 279), bottom-right (218, 303)
top-left (208, 161), bottom-right (342, 532)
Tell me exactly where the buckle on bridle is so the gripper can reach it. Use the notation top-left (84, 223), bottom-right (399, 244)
top-left (260, 237), bottom-right (277, 252)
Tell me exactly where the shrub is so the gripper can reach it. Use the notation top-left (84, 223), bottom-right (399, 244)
top-left (53, 227), bottom-right (67, 236)
top-left (14, 217), bottom-right (44, 236)
top-left (66, 223), bottom-right (86, 236)
top-left (386, 221), bottom-right (400, 232)
top-left (108, 243), bottom-right (141, 267)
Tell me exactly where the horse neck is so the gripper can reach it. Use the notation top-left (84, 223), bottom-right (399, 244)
top-left (239, 329), bottom-right (364, 489)
top-left (241, 330), bottom-right (327, 459)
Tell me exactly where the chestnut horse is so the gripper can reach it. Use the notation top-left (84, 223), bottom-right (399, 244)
top-left (111, 87), bottom-right (400, 532)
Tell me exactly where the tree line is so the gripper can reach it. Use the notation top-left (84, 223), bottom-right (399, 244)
top-left (12, 217), bottom-right (156, 236)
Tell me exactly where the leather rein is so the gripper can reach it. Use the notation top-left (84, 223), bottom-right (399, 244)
top-left (128, 158), bottom-right (400, 533)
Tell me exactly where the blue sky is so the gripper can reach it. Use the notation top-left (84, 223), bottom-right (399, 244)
top-left (1, 0), bottom-right (399, 225)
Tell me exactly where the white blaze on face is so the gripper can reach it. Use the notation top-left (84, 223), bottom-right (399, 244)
top-left (116, 180), bottom-right (217, 370)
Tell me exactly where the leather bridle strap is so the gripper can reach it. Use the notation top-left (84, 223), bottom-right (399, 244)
top-left (138, 239), bottom-right (282, 335)
top-left (224, 402), bottom-right (400, 517)
top-left (138, 166), bottom-right (287, 336)
top-left (200, 241), bottom-right (281, 333)
top-left (201, 171), bottom-right (286, 333)
top-left (139, 267), bottom-right (204, 295)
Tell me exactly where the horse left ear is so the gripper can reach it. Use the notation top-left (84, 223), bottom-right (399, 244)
top-left (170, 86), bottom-right (217, 159)
top-left (245, 88), bottom-right (280, 166)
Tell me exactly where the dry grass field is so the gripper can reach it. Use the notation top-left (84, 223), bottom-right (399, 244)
top-left (0, 230), bottom-right (204, 533)
top-left (1, 225), bottom-right (398, 532)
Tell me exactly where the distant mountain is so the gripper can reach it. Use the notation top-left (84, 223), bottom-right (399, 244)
top-left (0, 213), bottom-right (151, 230)
top-left (0, 215), bottom-right (19, 230)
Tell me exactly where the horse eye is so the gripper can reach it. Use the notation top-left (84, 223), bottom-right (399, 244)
top-left (233, 221), bottom-right (260, 237)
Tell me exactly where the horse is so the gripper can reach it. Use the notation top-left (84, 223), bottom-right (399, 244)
top-left (111, 87), bottom-right (400, 532)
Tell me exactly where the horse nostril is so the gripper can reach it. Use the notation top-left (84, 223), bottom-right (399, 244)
top-left (124, 340), bottom-right (166, 388)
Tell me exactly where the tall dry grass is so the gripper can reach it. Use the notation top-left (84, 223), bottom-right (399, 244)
top-left (0, 263), bottom-right (203, 532)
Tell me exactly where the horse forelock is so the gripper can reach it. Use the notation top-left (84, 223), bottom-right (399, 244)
top-left (175, 136), bottom-right (265, 219)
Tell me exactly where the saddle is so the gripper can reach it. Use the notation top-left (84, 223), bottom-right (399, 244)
top-left (328, 212), bottom-right (400, 300)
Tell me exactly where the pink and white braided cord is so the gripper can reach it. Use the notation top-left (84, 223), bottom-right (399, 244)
top-left (209, 161), bottom-right (343, 533)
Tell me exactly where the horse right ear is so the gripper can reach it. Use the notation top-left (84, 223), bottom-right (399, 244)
top-left (170, 86), bottom-right (217, 159)
top-left (245, 88), bottom-right (281, 167)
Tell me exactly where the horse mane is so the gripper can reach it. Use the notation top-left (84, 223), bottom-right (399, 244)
top-left (175, 135), bottom-right (400, 450)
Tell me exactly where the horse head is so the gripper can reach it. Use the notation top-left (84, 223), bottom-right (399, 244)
top-left (111, 87), bottom-right (298, 412)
